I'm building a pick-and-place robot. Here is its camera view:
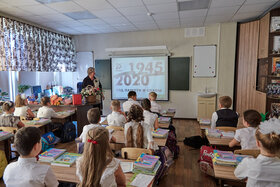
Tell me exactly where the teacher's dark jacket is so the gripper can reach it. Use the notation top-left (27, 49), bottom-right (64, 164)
top-left (82, 76), bottom-right (102, 90)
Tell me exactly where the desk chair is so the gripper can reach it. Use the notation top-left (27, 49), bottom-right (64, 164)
top-left (77, 82), bottom-right (83, 93)
top-left (234, 149), bottom-right (260, 158)
top-left (216, 127), bottom-right (237, 131)
top-left (121, 148), bottom-right (153, 160)
top-left (106, 126), bottom-right (124, 131)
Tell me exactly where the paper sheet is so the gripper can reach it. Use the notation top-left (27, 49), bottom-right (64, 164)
top-left (130, 173), bottom-right (154, 187)
top-left (120, 161), bottom-right (133, 173)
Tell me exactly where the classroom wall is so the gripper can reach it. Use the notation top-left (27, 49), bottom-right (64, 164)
top-left (74, 23), bottom-right (237, 118)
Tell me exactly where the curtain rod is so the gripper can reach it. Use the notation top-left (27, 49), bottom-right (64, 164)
top-left (0, 12), bottom-right (71, 37)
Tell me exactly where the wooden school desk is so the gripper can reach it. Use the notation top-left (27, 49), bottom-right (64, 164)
top-left (112, 130), bottom-right (167, 146)
top-left (0, 132), bottom-right (14, 162)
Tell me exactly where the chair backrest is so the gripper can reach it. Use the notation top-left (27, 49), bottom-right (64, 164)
top-left (234, 149), bottom-right (260, 158)
top-left (77, 82), bottom-right (83, 93)
top-left (106, 126), bottom-right (124, 131)
top-left (0, 127), bottom-right (18, 134)
top-left (121, 148), bottom-right (153, 160)
top-left (216, 127), bottom-right (237, 131)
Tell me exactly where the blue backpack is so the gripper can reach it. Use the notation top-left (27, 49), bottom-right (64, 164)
top-left (41, 132), bottom-right (56, 152)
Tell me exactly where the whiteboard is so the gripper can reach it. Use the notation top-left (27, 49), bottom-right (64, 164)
top-left (76, 52), bottom-right (94, 81)
top-left (193, 45), bottom-right (216, 77)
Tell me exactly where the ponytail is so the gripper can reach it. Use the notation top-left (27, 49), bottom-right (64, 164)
top-left (126, 126), bottom-right (134, 147)
top-left (136, 123), bottom-right (144, 148)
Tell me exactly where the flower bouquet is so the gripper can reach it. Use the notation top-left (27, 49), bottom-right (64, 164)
top-left (80, 85), bottom-right (102, 103)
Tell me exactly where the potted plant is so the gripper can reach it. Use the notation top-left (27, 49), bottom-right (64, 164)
top-left (18, 85), bottom-right (31, 94)
top-left (80, 85), bottom-right (102, 103)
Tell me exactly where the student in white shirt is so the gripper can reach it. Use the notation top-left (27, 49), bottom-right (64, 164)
top-left (124, 104), bottom-right (155, 149)
top-left (107, 100), bottom-right (126, 127)
top-left (37, 97), bottom-right (58, 119)
top-left (0, 101), bottom-right (25, 128)
top-left (211, 96), bottom-right (238, 129)
top-left (4, 127), bottom-right (58, 187)
top-left (14, 94), bottom-right (35, 118)
top-left (149, 92), bottom-right (162, 114)
top-left (142, 98), bottom-right (159, 130)
top-left (229, 110), bottom-right (261, 149)
top-left (78, 108), bottom-right (115, 143)
top-left (234, 119), bottom-right (280, 187)
top-left (76, 127), bottom-right (126, 187)
top-left (122, 91), bottom-right (140, 113)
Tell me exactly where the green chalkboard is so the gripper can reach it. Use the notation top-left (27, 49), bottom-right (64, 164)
top-left (169, 57), bottom-right (190, 90)
top-left (95, 59), bottom-right (111, 89)
top-left (95, 57), bottom-right (190, 90)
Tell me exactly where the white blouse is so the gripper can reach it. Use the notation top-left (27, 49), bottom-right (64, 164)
top-left (122, 98), bottom-right (140, 112)
top-left (124, 121), bottom-right (153, 149)
top-left (37, 106), bottom-right (58, 119)
top-left (143, 110), bottom-right (157, 130)
top-left (76, 157), bottom-right (120, 187)
top-left (14, 106), bottom-right (29, 117)
top-left (107, 111), bottom-right (126, 127)
top-left (79, 124), bottom-right (112, 143)
top-left (3, 157), bottom-right (59, 187)
top-left (234, 154), bottom-right (280, 187)
top-left (150, 101), bottom-right (161, 114)
top-left (234, 127), bottom-right (258, 150)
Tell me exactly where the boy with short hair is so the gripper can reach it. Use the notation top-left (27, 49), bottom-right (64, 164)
top-left (79, 108), bottom-right (115, 143)
top-left (149, 92), bottom-right (162, 114)
top-left (107, 100), bottom-right (126, 127)
top-left (122, 91), bottom-right (140, 113)
top-left (4, 127), bottom-right (59, 187)
top-left (211, 96), bottom-right (238, 129)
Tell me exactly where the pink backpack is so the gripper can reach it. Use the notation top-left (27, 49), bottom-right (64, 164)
top-left (198, 146), bottom-right (214, 176)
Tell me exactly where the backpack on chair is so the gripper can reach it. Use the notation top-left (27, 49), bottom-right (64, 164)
top-left (198, 146), bottom-right (214, 176)
top-left (165, 131), bottom-right (180, 159)
top-left (61, 122), bottom-right (76, 143)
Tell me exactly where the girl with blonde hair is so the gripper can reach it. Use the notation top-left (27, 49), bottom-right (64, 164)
top-left (14, 94), bottom-right (35, 118)
top-left (76, 127), bottom-right (125, 187)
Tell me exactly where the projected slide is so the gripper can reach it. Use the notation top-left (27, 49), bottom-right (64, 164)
top-left (111, 56), bottom-right (168, 100)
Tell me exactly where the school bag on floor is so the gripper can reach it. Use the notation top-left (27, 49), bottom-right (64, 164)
top-left (165, 131), bottom-right (180, 159)
top-left (154, 146), bottom-right (174, 185)
top-left (198, 146), bottom-right (214, 176)
top-left (183, 135), bottom-right (209, 149)
top-left (61, 122), bottom-right (76, 143)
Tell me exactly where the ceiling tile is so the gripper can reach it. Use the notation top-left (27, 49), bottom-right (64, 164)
top-left (244, 0), bottom-right (278, 5)
top-left (179, 9), bottom-right (208, 18)
top-left (146, 2), bottom-right (178, 13)
top-left (180, 16), bottom-right (205, 24)
top-left (73, 0), bottom-right (113, 10)
top-left (79, 18), bottom-right (108, 26)
top-left (0, 0), bottom-right (40, 6)
top-left (157, 19), bottom-right (180, 26)
top-left (178, 0), bottom-right (210, 11)
top-left (90, 9), bottom-right (122, 18)
top-left (46, 1), bottom-right (84, 13)
top-left (41, 13), bottom-right (74, 22)
top-left (107, 0), bottom-right (143, 8)
top-left (210, 0), bottom-right (245, 8)
top-left (143, 0), bottom-right (176, 5)
top-left (205, 15), bottom-right (233, 23)
top-left (64, 11), bottom-right (97, 20)
top-left (59, 20), bottom-right (86, 27)
top-left (181, 22), bottom-right (204, 28)
top-left (18, 4), bottom-right (59, 15)
top-left (136, 24), bottom-right (158, 30)
top-left (118, 6), bottom-right (147, 16)
top-left (22, 15), bottom-right (50, 23)
top-left (0, 6), bottom-right (35, 17)
top-left (153, 12), bottom-right (179, 20)
top-left (158, 23), bottom-right (180, 29)
top-left (126, 15), bottom-right (154, 22)
top-left (102, 17), bottom-right (131, 25)
top-left (238, 3), bottom-right (275, 13)
top-left (232, 11), bottom-right (263, 21)
top-left (208, 6), bottom-right (240, 16)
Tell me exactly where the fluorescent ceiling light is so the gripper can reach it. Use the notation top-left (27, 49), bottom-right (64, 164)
top-left (64, 11), bottom-right (97, 20)
top-left (178, 0), bottom-right (210, 11)
top-left (36, 0), bottom-right (70, 4)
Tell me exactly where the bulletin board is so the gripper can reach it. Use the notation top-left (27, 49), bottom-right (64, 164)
top-left (193, 45), bottom-right (216, 77)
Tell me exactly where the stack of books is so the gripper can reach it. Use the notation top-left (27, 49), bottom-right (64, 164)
top-left (158, 116), bottom-right (171, 123)
top-left (212, 150), bottom-right (251, 167)
top-left (51, 152), bottom-right (81, 167)
top-left (205, 129), bottom-right (235, 139)
top-left (39, 148), bottom-right (66, 162)
top-left (133, 153), bottom-right (161, 176)
top-left (0, 131), bottom-right (13, 141)
top-left (167, 108), bottom-right (176, 113)
top-left (199, 118), bottom-right (211, 125)
top-left (152, 128), bottom-right (169, 138)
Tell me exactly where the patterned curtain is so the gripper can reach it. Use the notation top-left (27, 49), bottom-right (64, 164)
top-left (0, 17), bottom-right (76, 72)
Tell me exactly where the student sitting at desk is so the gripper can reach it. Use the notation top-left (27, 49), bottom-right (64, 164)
top-left (107, 100), bottom-right (126, 127)
top-left (229, 110), bottom-right (261, 149)
top-left (124, 104), bottom-right (155, 149)
top-left (149, 92), bottom-right (162, 114)
top-left (78, 108), bottom-right (116, 143)
top-left (76, 127), bottom-right (126, 187)
top-left (0, 101), bottom-right (24, 128)
top-left (142, 98), bottom-right (159, 130)
top-left (234, 119), bottom-right (280, 187)
top-left (3, 127), bottom-right (58, 187)
top-left (211, 96), bottom-right (238, 129)
top-left (122, 91), bottom-right (140, 113)
top-left (14, 94), bottom-right (35, 118)
top-left (37, 97), bottom-right (58, 119)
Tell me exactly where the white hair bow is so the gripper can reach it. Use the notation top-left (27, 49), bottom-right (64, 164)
top-left (21, 94), bottom-right (26, 100)
top-left (259, 118), bottom-right (280, 135)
